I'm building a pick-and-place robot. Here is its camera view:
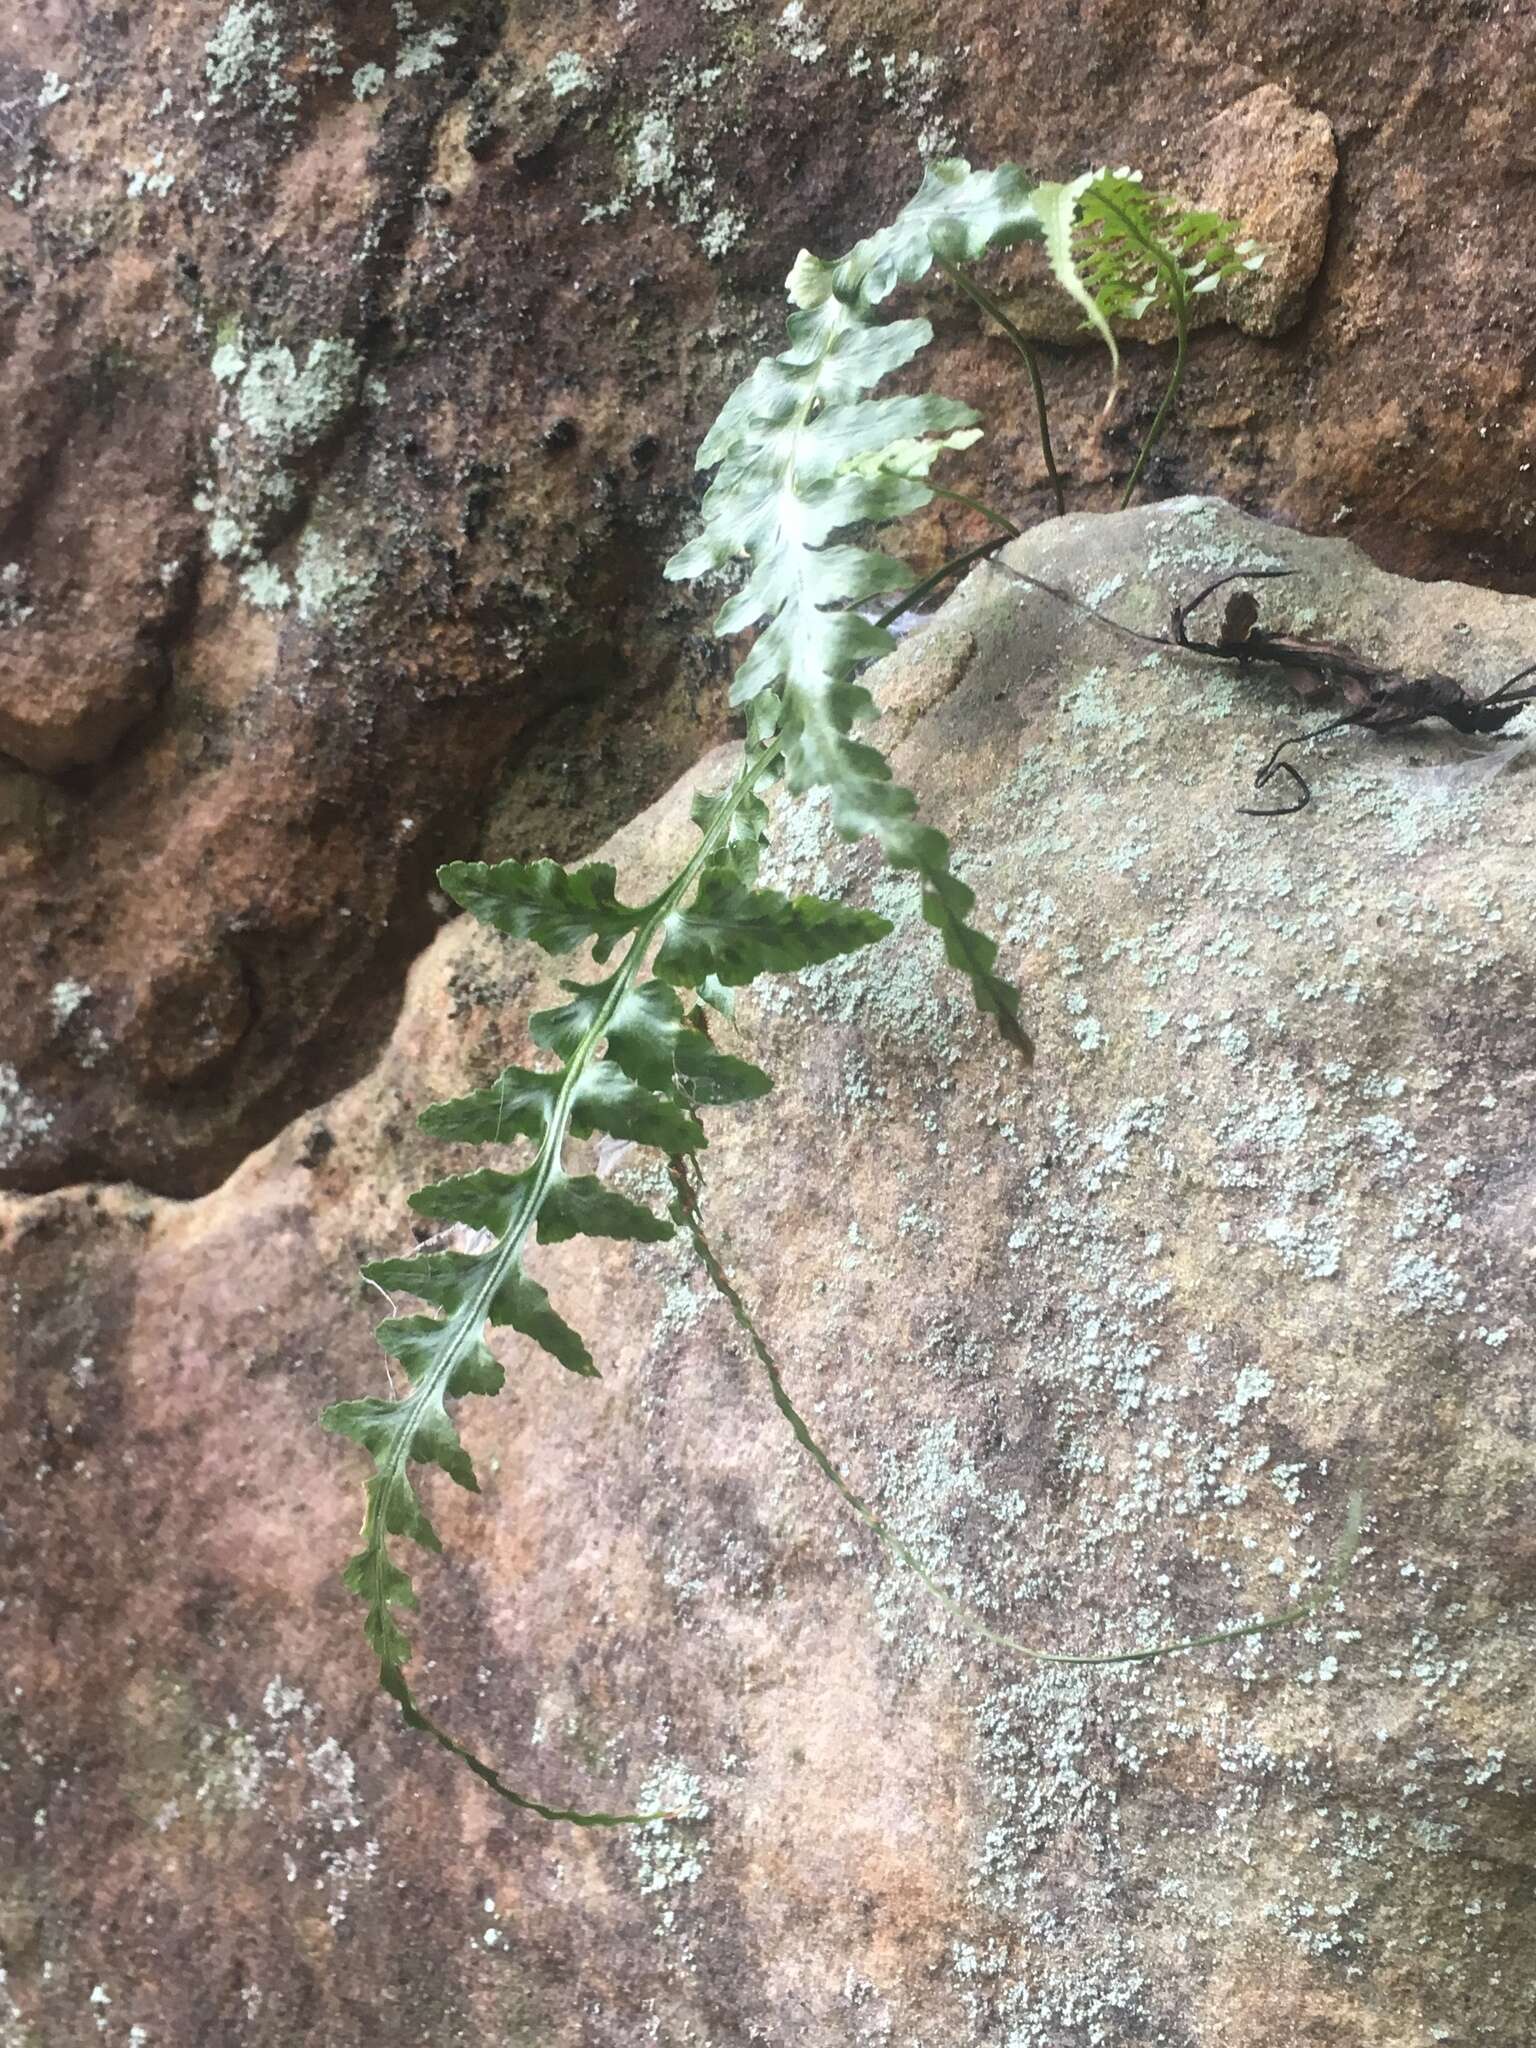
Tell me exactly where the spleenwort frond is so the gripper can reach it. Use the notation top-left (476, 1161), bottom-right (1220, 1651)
top-left (1032, 166), bottom-right (1263, 503)
top-left (330, 158), bottom-right (1292, 1824)
top-left (1072, 167), bottom-right (1264, 325)
top-left (1034, 167), bottom-right (1263, 388)
top-left (665, 159), bottom-right (1041, 1058)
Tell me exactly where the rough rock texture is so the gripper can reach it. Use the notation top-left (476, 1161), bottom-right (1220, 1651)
top-left (5, 501), bottom-right (1534, 2046)
top-left (4, 1), bottom-right (1536, 1193)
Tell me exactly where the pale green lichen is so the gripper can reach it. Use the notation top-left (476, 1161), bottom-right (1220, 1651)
top-left (239, 561), bottom-right (292, 611)
top-left (294, 521), bottom-right (378, 623)
top-left (48, 980), bottom-right (91, 1026)
top-left (122, 155), bottom-right (176, 200)
top-left (203, 6), bottom-right (446, 129)
top-left (236, 338), bottom-right (361, 452)
top-left (0, 562), bottom-right (32, 627)
top-left (48, 981), bottom-right (108, 1070)
top-left (204, 2), bottom-right (296, 116)
top-left (200, 331), bottom-right (370, 596)
top-left (775, 2), bottom-right (828, 64)
top-left (583, 63), bottom-right (747, 259)
top-left (627, 1758), bottom-right (710, 1916)
top-left (393, 1), bottom-right (458, 79)
top-left (699, 206), bottom-right (748, 260)
top-left (206, 510), bottom-right (249, 564)
top-left (210, 338), bottom-right (247, 385)
top-left (631, 111), bottom-right (679, 193)
top-left (0, 1063), bottom-right (53, 1168)
top-left (546, 50), bottom-right (598, 101)
top-left (877, 48), bottom-right (959, 158)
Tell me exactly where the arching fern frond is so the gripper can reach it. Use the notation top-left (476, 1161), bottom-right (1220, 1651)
top-left (324, 761), bottom-right (890, 1816)
top-left (328, 157), bottom-right (1291, 1825)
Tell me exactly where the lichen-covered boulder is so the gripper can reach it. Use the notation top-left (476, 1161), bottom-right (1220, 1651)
top-left (4, 500), bottom-right (1533, 2045)
top-left (5, 0), bottom-right (1534, 1196)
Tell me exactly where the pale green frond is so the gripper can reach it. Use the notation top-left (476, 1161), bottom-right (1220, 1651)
top-left (667, 159), bottom-right (1037, 1052)
top-left (1033, 172), bottom-right (1120, 390)
top-left (329, 153), bottom-right (1298, 1830)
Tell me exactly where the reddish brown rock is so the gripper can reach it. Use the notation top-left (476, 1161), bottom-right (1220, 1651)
top-left (1, 1), bottom-right (1532, 1201)
top-left (3, 503), bottom-right (1533, 2045)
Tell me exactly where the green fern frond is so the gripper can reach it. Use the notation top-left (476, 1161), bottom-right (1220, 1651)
top-left (329, 157), bottom-right (1286, 1822)
top-left (325, 746), bottom-right (889, 1814)
top-left (1077, 167), bottom-right (1263, 316)
top-left (666, 159), bottom-right (1039, 1058)
top-left (1035, 166), bottom-right (1263, 395)
top-left (1033, 166), bottom-right (1262, 503)
top-left (1031, 171), bottom-right (1121, 383)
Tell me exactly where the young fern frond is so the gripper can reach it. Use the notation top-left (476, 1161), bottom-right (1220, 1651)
top-left (1033, 167), bottom-right (1263, 503)
top-left (1073, 168), bottom-right (1264, 324)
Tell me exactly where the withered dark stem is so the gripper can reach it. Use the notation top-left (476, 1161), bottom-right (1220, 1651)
top-left (1482, 659), bottom-right (1536, 708)
top-left (987, 561), bottom-right (1171, 649)
top-left (1238, 757), bottom-right (1313, 817)
top-left (1170, 565), bottom-right (1295, 648)
top-left (1237, 712), bottom-right (1365, 819)
top-left (987, 555), bottom-right (1535, 818)
top-left (880, 533), bottom-right (1012, 627)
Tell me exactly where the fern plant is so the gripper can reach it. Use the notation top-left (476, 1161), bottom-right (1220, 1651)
top-left (323, 162), bottom-right (1347, 1823)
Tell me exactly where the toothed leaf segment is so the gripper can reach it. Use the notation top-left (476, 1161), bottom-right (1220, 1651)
top-left (664, 159), bottom-right (1039, 1057)
top-left (437, 857), bottom-right (647, 960)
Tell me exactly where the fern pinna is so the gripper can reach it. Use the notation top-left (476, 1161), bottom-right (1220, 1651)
top-left (324, 163), bottom-right (1299, 1818)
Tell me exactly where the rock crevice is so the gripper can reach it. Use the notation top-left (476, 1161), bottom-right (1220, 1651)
top-left (4, 501), bottom-right (1532, 2046)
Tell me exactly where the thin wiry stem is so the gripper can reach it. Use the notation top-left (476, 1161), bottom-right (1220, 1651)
top-left (937, 254), bottom-right (1067, 518)
top-left (875, 534), bottom-right (1012, 629)
top-left (1119, 317), bottom-right (1188, 508)
top-left (671, 1157), bottom-right (1365, 1669)
top-left (918, 479), bottom-right (1021, 538)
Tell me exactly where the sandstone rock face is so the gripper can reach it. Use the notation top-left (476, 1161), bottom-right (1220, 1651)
top-left (5, 502), bottom-right (1533, 2045)
top-left (3, 2), bottom-right (1535, 1193)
